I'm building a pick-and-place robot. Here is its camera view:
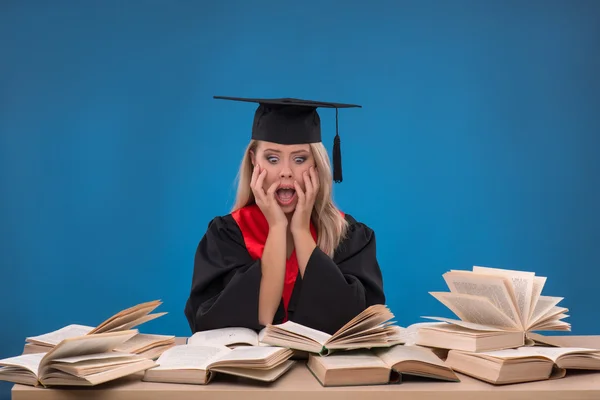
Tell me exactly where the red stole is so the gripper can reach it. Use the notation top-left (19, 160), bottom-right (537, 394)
top-left (231, 204), bottom-right (317, 321)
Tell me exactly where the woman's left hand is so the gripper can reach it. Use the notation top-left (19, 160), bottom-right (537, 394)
top-left (291, 166), bottom-right (319, 235)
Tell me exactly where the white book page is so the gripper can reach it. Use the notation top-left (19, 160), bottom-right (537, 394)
top-left (152, 344), bottom-right (231, 370)
top-left (113, 333), bottom-right (174, 353)
top-left (311, 350), bottom-right (387, 369)
top-left (528, 276), bottom-right (547, 324)
top-left (41, 330), bottom-right (138, 364)
top-left (420, 316), bottom-right (509, 332)
top-left (269, 321), bottom-right (331, 345)
top-left (211, 346), bottom-right (284, 363)
top-left (188, 327), bottom-right (258, 347)
top-left (529, 296), bottom-right (564, 327)
top-left (472, 266), bottom-right (534, 326)
top-left (478, 347), bottom-right (599, 362)
top-left (51, 352), bottom-right (135, 364)
top-left (392, 322), bottom-right (447, 346)
top-left (443, 271), bottom-right (521, 329)
top-left (521, 347), bottom-right (600, 362)
top-left (0, 353), bottom-right (45, 376)
top-left (374, 344), bottom-right (447, 367)
top-left (26, 324), bottom-right (94, 346)
top-left (429, 292), bottom-right (519, 329)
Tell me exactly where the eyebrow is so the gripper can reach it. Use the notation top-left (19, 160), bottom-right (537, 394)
top-left (263, 148), bottom-right (310, 155)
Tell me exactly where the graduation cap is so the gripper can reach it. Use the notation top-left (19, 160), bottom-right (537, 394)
top-left (213, 95), bottom-right (362, 183)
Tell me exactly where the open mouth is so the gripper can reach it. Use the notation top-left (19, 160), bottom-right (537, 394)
top-left (275, 187), bottom-right (296, 205)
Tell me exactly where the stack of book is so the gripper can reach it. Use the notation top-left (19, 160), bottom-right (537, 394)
top-left (247, 304), bottom-right (458, 387)
top-left (22, 300), bottom-right (175, 359)
top-left (3, 267), bottom-right (600, 389)
top-left (0, 300), bottom-right (172, 387)
top-left (141, 304), bottom-right (461, 387)
top-left (411, 266), bottom-right (600, 384)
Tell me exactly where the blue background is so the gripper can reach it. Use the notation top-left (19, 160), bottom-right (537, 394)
top-left (1, 0), bottom-right (599, 398)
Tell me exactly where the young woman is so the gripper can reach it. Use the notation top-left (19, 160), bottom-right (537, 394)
top-left (184, 96), bottom-right (386, 335)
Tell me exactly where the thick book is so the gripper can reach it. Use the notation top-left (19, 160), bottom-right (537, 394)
top-left (0, 330), bottom-right (156, 387)
top-left (444, 346), bottom-right (600, 385)
top-left (23, 300), bottom-right (168, 353)
top-left (260, 304), bottom-right (402, 355)
top-left (142, 344), bottom-right (295, 385)
top-left (417, 266), bottom-right (570, 351)
top-left (307, 344), bottom-right (459, 387)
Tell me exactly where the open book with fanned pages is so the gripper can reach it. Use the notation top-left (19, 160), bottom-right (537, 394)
top-left (22, 300), bottom-right (173, 358)
top-left (0, 330), bottom-right (156, 387)
top-left (259, 304), bottom-right (404, 356)
top-left (416, 266), bottom-right (570, 352)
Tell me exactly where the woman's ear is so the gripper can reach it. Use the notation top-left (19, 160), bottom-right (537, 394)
top-left (249, 149), bottom-right (256, 167)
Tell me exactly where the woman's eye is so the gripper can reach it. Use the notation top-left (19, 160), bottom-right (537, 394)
top-left (267, 156), bottom-right (278, 163)
top-left (294, 157), bottom-right (306, 164)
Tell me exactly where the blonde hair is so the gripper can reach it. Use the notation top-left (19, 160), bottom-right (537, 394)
top-left (231, 140), bottom-right (349, 258)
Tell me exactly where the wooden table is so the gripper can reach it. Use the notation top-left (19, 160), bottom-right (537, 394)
top-left (11, 335), bottom-right (600, 400)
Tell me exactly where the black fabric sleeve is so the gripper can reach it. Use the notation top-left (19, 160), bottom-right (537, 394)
top-left (290, 216), bottom-right (386, 334)
top-left (184, 215), bottom-right (265, 333)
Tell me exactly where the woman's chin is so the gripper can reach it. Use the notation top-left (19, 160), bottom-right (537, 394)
top-left (278, 201), bottom-right (297, 215)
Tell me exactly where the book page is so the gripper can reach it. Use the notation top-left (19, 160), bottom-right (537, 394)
top-left (106, 312), bottom-right (168, 333)
top-left (330, 305), bottom-right (394, 341)
top-left (89, 300), bottom-right (162, 334)
top-left (152, 344), bottom-right (231, 370)
top-left (526, 347), bottom-right (600, 362)
top-left (268, 320), bottom-right (331, 345)
top-left (472, 266), bottom-right (534, 326)
top-left (389, 322), bottom-right (445, 346)
top-left (528, 276), bottom-right (546, 324)
top-left (309, 350), bottom-right (388, 369)
top-left (26, 324), bottom-right (94, 346)
top-left (529, 296), bottom-right (564, 327)
top-left (443, 271), bottom-right (521, 329)
top-left (188, 327), bottom-right (258, 347)
top-left (94, 308), bottom-right (162, 334)
top-left (209, 346), bottom-right (287, 366)
top-left (420, 316), bottom-right (509, 332)
top-left (51, 352), bottom-right (136, 364)
top-left (0, 353), bottom-right (45, 376)
top-left (41, 330), bottom-right (139, 365)
top-left (477, 346), bottom-right (599, 362)
top-left (330, 305), bottom-right (392, 337)
top-left (531, 307), bottom-right (568, 330)
top-left (429, 292), bottom-right (519, 329)
top-left (113, 333), bottom-right (174, 353)
top-left (374, 345), bottom-right (447, 368)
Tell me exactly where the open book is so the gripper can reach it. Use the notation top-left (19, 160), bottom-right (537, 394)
top-left (307, 344), bottom-right (459, 387)
top-left (24, 300), bottom-right (168, 353)
top-left (445, 346), bottom-right (600, 385)
top-left (417, 266), bottom-right (570, 351)
top-left (187, 327), bottom-right (269, 348)
top-left (0, 330), bottom-right (156, 387)
top-left (260, 304), bottom-right (402, 356)
top-left (112, 333), bottom-right (176, 360)
top-left (142, 344), bottom-right (294, 385)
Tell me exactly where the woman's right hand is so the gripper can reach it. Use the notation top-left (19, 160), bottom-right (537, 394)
top-left (251, 165), bottom-right (288, 228)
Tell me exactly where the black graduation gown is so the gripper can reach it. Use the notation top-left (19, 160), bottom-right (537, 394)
top-left (184, 209), bottom-right (386, 335)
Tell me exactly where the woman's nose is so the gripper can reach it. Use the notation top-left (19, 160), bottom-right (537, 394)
top-left (279, 166), bottom-right (292, 179)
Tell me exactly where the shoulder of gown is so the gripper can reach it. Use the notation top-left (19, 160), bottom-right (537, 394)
top-left (184, 213), bottom-right (264, 333)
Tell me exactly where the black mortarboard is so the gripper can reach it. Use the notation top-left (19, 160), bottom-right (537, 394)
top-left (213, 95), bottom-right (361, 183)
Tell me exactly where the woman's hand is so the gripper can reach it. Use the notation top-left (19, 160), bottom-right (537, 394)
top-left (291, 166), bottom-right (319, 235)
top-left (251, 165), bottom-right (288, 228)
